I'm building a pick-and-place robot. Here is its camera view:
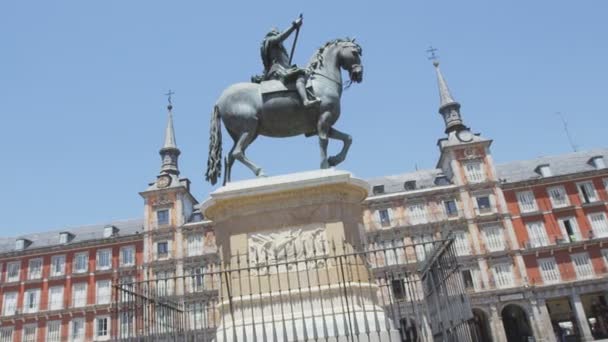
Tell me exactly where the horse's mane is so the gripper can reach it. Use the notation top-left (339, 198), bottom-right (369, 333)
top-left (307, 38), bottom-right (361, 71)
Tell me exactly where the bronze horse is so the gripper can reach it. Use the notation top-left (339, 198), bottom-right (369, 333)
top-left (205, 39), bottom-right (363, 185)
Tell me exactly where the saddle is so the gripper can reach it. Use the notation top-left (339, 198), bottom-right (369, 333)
top-left (259, 79), bottom-right (314, 96)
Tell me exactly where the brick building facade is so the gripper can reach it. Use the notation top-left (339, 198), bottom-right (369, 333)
top-left (0, 60), bottom-right (606, 341)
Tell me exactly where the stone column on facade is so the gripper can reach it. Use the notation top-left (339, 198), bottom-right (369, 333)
top-left (571, 291), bottom-right (593, 341)
top-left (478, 258), bottom-right (491, 289)
top-left (532, 298), bottom-right (557, 342)
top-left (490, 304), bottom-right (508, 342)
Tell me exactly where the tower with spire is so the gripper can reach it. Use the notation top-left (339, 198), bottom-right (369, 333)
top-left (140, 93), bottom-right (198, 282)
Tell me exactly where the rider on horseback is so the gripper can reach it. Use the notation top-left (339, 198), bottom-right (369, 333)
top-left (252, 15), bottom-right (321, 108)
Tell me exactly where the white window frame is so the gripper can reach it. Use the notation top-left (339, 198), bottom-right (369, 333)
top-left (547, 185), bottom-right (569, 208)
top-left (27, 258), bottom-right (43, 280)
top-left (155, 241), bottom-right (171, 260)
top-left (23, 288), bottom-right (40, 314)
top-left (120, 246), bottom-right (135, 267)
top-left (72, 282), bottom-right (88, 308)
top-left (463, 160), bottom-right (486, 183)
top-left (0, 327), bottom-right (13, 342)
top-left (482, 225), bottom-right (505, 252)
top-left (73, 252), bottom-right (88, 273)
top-left (22, 323), bottom-right (36, 342)
top-left (492, 263), bottom-right (514, 289)
top-left (6, 261), bottom-right (20, 282)
top-left (516, 190), bottom-right (538, 213)
top-left (588, 212), bottom-right (608, 238)
top-left (187, 234), bottom-right (203, 257)
top-left (577, 181), bottom-right (598, 204)
top-left (526, 221), bottom-right (550, 248)
top-left (571, 252), bottom-right (594, 279)
top-left (462, 267), bottom-right (482, 291)
top-left (2, 292), bottom-right (18, 316)
top-left (49, 286), bottom-right (64, 311)
top-left (96, 280), bottom-right (112, 305)
top-left (70, 317), bottom-right (85, 342)
top-left (602, 249), bottom-right (608, 268)
top-left (453, 230), bottom-right (471, 256)
top-left (50, 255), bottom-right (66, 277)
top-left (407, 203), bottom-right (427, 225)
top-left (474, 193), bottom-right (494, 215)
top-left (94, 316), bottom-right (110, 341)
top-left (96, 249), bottom-right (112, 270)
top-left (557, 216), bottom-right (582, 242)
top-left (46, 320), bottom-right (62, 342)
top-left (538, 257), bottom-right (560, 284)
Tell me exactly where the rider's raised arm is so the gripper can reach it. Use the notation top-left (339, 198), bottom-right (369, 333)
top-left (268, 19), bottom-right (301, 45)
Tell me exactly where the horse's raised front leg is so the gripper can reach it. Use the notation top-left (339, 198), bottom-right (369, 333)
top-left (318, 111), bottom-right (331, 169)
top-left (327, 127), bottom-right (352, 167)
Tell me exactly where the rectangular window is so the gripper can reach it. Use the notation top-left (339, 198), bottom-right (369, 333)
top-left (156, 242), bottom-right (169, 259)
top-left (2, 292), bottom-right (17, 316)
top-left (464, 160), bottom-right (486, 183)
top-left (47, 321), bottom-right (61, 342)
top-left (96, 249), bottom-right (112, 270)
top-left (72, 283), bottom-right (88, 307)
top-left (547, 186), bottom-right (569, 208)
top-left (70, 318), bottom-right (85, 342)
top-left (453, 230), bottom-right (471, 256)
top-left (22, 324), bottom-right (36, 342)
top-left (6, 261), bottom-right (20, 282)
top-left (526, 221), bottom-right (550, 247)
top-left (50, 255), bottom-right (66, 276)
top-left (378, 208), bottom-right (392, 227)
top-left (24, 288), bottom-right (40, 313)
top-left (96, 280), bottom-right (111, 304)
top-left (187, 234), bottom-right (203, 256)
top-left (571, 252), bottom-right (594, 279)
top-left (558, 217), bottom-right (582, 242)
top-left (538, 257), bottom-right (561, 284)
top-left (408, 203), bottom-right (427, 225)
top-left (156, 209), bottom-right (170, 226)
top-left (492, 263), bottom-right (514, 288)
top-left (155, 271), bottom-right (174, 296)
top-left (73, 252), bottom-right (88, 273)
top-left (185, 267), bottom-right (205, 293)
top-left (602, 249), bottom-right (608, 268)
top-left (120, 246), bottom-right (135, 266)
top-left (588, 212), bottom-right (608, 238)
top-left (0, 327), bottom-right (13, 342)
top-left (120, 312), bottom-right (134, 338)
top-left (49, 286), bottom-right (64, 310)
top-left (482, 225), bottom-right (505, 252)
top-left (391, 279), bottom-right (406, 300)
top-left (516, 190), bottom-right (538, 213)
top-left (462, 267), bottom-right (482, 291)
top-left (475, 195), bottom-right (492, 214)
top-left (95, 316), bottom-right (110, 339)
top-left (577, 181), bottom-right (598, 204)
top-left (28, 258), bottom-right (43, 280)
top-left (412, 235), bottom-right (434, 261)
top-left (444, 199), bottom-right (459, 217)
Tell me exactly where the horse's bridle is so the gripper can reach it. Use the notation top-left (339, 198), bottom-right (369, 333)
top-left (310, 70), bottom-right (342, 87)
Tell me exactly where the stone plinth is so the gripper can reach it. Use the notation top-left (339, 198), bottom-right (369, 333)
top-left (201, 169), bottom-right (400, 342)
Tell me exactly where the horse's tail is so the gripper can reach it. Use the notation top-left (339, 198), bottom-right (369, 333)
top-left (205, 105), bottom-right (222, 185)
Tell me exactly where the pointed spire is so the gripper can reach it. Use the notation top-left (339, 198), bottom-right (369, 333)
top-left (431, 59), bottom-right (467, 134)
top-left (159, 91), bottom-right (180, 175)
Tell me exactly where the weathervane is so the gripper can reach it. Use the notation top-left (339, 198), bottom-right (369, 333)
top-left (164, 89), bottom-right (175, 109)
top-left (426, 46), bottom-right (439, 65)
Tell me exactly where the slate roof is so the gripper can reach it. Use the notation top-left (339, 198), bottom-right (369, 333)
top-left (496, 148), bottom-right (608, 183)
top-left (367, 169), bottom-right (448, 195)
top-left (0, 218), bottom-right (144, 254)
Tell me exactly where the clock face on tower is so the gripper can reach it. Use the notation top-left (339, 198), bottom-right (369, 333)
top-left (457, 130), bottom-right (473, 142)
top-left (157, 175), bottom-right (171, 188)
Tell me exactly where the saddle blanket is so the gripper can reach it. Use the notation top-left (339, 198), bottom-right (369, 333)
top-left (259, 79), bottom-right (313, 95)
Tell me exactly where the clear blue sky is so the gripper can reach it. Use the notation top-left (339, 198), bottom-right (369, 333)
top-left (1, 1), bottom-right (607, 234)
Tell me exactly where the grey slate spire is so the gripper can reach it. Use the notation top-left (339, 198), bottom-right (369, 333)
top-left (433, 60), bottom-right (467, 134)
top-left (159, 102), bottom-right (181, 175)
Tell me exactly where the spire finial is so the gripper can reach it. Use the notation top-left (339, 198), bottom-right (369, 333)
top-left (159, 90), bottom-right (180, 175)
top-left (428, 50), bottom-right (467, 134)
top-left (426, 46), bottom-right (439, 66)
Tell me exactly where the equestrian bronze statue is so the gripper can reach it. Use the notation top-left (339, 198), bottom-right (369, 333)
top-left (205, 15), bottom-right (364, 185)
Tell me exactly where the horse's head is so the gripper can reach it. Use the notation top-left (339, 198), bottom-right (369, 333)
top-left (337, 40), bottom-right (363, 84)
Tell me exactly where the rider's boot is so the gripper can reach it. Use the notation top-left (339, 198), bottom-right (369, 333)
top-left (296, 77), bottom-right (320, 108)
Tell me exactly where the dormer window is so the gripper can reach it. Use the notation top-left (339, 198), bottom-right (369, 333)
top-left (59, 232), bottom-right (73, 244)
top-left (372, 185), bottom-right (385, 195)
top-left (15, 238), bottom-right (31, 250)
top-left (103, 225), bottom-right (118, 238)
top-left (590, 156), bottom-right (606, 169)
top-left (404, 180), bottom-right (417, 191)
top-left (434, 175), bottom-right (450, 186)
top-left (537, 164), bottom-right (552, 177)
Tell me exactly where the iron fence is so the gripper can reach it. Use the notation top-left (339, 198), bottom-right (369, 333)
top-left (112, 237), bottom-right (475, 341)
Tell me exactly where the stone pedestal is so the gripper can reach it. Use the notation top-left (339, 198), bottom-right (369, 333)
top-left (201, 169), bottom-right (401, 342)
